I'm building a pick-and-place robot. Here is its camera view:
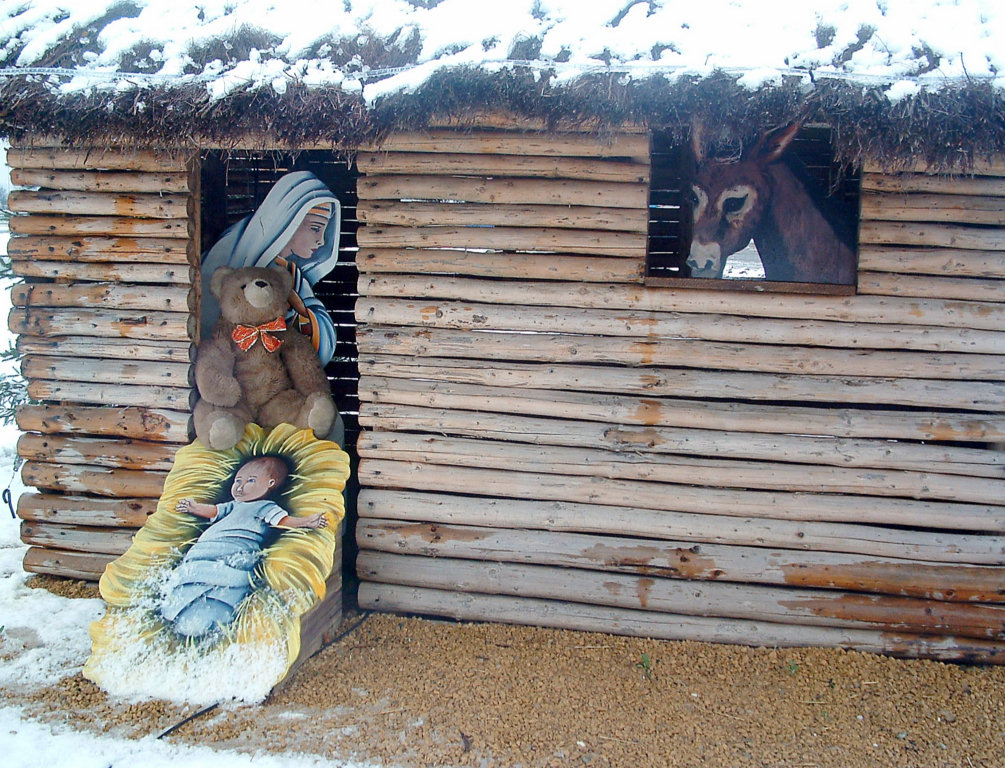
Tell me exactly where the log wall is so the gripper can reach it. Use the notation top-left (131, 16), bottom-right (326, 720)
top-left (353, 129), bottom-right (1005, 663)
top-left (8, 144), bottom-right (197, 578)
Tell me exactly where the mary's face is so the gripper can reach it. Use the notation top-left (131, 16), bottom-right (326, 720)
top-left (280, 210), bottom-right (331, 266)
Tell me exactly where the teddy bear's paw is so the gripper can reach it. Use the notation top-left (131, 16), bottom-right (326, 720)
top-left (206, 412), bottom-right (245, 451)
top-left (302, 392), bottom-right (336, 436)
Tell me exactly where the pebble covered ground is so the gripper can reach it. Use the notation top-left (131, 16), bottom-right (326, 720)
top-left (8, 577), bottom-right (1005, 768)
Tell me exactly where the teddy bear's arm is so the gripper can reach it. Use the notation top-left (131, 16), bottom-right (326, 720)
top-left (194, 335), bottom-right (242, 407)
top-left (280, 334), bottom-right (331, 394)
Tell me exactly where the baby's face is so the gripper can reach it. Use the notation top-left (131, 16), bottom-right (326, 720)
top-left (231, 460), bottom-right (282, 502)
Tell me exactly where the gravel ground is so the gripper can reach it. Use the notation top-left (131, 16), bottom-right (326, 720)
top-left (9, 577), bottom-right (1005, 768)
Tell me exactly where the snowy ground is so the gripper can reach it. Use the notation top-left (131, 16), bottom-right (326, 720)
top-left (0, 219), bottom-right (373, 767)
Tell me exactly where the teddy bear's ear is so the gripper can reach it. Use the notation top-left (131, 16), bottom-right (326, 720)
top-left (209, 267), bottom-right (233, 299)
top-left (268, 263), bottom-right (295, 292)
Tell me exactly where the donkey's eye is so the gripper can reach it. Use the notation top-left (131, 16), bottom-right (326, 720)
top-left (722, 195), bottom-right (748, 215)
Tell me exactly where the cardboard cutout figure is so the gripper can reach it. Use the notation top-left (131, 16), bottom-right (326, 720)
top-left (84, 424), bottom-right (349, 704)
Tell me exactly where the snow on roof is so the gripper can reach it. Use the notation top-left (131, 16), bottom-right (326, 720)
top-left (1, 0), bottom-right (1001, 103)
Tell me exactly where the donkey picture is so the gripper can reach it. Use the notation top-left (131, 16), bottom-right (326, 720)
top-left (685, 120), bottom-right (857, 285)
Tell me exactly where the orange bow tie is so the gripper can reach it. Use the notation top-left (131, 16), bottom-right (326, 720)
top-left (232, 318), bottom-right (286, 352)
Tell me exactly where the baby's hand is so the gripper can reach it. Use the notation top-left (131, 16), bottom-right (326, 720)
top-left (177, 498), bottom-right (195, 514)
top-left (305, 512), bottom-right (328, 529)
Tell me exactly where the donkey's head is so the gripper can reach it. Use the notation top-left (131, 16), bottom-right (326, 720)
top-left (685, 120), bottom-right (802, 278)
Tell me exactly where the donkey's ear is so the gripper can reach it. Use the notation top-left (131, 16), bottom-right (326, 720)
top-left (753, 119), bottom-right (803, 163)
top-left (690, 119), bottom-right (706, 165)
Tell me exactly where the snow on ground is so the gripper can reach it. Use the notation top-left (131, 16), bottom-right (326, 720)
top-left (0, 210), bottom-right (370, 766)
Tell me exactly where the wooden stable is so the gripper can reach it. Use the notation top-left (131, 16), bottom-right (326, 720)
top-left (7, 127), bottom-right (1005, 663)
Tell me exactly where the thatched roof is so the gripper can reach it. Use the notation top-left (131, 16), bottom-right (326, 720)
top-left (1, 0), bottom-right (1003, 168)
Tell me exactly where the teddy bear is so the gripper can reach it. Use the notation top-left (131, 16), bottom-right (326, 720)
top-left (192, 265), bottom-right (337, 451)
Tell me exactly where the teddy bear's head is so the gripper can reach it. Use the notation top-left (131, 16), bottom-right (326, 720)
top-left (210, 266), bottom-right (293, 326)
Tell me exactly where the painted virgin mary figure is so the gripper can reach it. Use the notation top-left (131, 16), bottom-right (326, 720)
top-left (200, 171), bottom-right (342, 367)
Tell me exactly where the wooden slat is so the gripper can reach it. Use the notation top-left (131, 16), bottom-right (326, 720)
top-left (863, 158), bottom-right (1005, 176)
top-left (359, 489), bottom-right (1005, 565)
top-left (22, 354), bottom-right (191, 388)
top-left (358, 432), bottom-right (1004, 505)
top-left (358, 353), bottom-right (1005, 411)
top-left (22, 546), bottom-right (116, 580)
top-left (358, 518), bottom-right (1005, 603)
top-left (359, 201), bottom-right (649, 233)
top-left (362, 375), bottom-right (1005, 443)
top-left (8, 190), bottom-right (189, 219)
top-left (360, 275), bottom-right (1005, 331)
top-left (18, 336), bottom-right (193, 363)
top-left (21, 461), bottom-right (167, 497)
top-left (7, 147), bottom-right (190, 172)
top-left (21, 520), bottom-right (135, 556)
top-left (356, 152), bottom-right (650, 183)
top-left (358, 584), bottom-right (1005, 664)
top-left (360, 404), bottom-right (1005, 477)
top-left (18, 493), bottom-right (156, 527)
top-left (10, 259), bottom-right (196, 284)
top-left (11, 282), bottom-right (193, 312)
top-left (9, 307), bottom-right (194, 340)
top-left (358, 552), bottom-right (1005, 639)
top-left (358, 297), bottom-right (1005, 354)
top-left (357, 175), bottom-right (649, 208)
top-left (860, 192), bottom-right (1005, 225)
top-left (357, 225), bottom-right (647, 257)
top-left (857, 272), bottom-right (1005, 302)
top-left (359, 130), bottom-right (651, 158)
top-left (8, 215), bottom-right (189, 238)
top-left (10, 168), bottom-right (190, 194)
top-left (358, 459), bottom-right (1005, 532)
top-left (861, 172), bottom-right (1005, 197)
top-left (26, 379), bottom-right (193, 410)
top-left (17, 433), bottom-right (178, 471)
top-left (357, 325), bottom-right (1005, 380)
top-left (17, 404), bottom-right (191, 443)
top-left (357, 249), bottom-right (644, 283)
top-left (855, 246), bottom-right (1005, 278)
top-left (7, 236), bottom-right (190, 262)
top-left (859, 221), bottom-right (1005, 251)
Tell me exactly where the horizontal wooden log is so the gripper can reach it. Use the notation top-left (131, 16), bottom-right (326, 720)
top-left (17, 433), bottom-right (179, 471)
top-left (11, 282), bottom-right (193, 313)
top-left (22, 546), bottom-right (116, 581)
top-left (357, 225), bottom-right (647, 257)
top-left (21, 354), bottom-right (192, 388)
top-left (860, 192), bottom-right (1005, 225)
top-left (361, 375), bottom-right (1005, 443)
top-left (17, 493), bottom-right (156, 527)
top-left (359, 275), bottom-right (1005, 331)
top-left (359, 130), bottom-right (651, 158)
top-left (26, 379), bottom-right (194, 410)
top-left (9, 215), bottom-right (189, 238)
top-left (857, 272), bottom-right (1005, 303)
top-left (861, 172), bottom-right (1005, 197)
top-left (356, 152), bottom-right (649, 183)
top-left (357, 175), bottom-right (649, 208)
top-left (358, 459), bottom-right (1005, 532)
top-left (358, 552), bottom-right (1005, 639)
top-left (358, 353), bottom-right (1005, 412)
top-left (359, 489), bottom-right (1005, 565)
top-left (21, 521), bottom-right (135, 556)
top-left (360, 403), bottom-right (1005, 478)
top-left (358, 297), bottom-right (1005, 354)
top-left (855, 246), bottom-right (1005, 278)
top-left (358, 518), bottom-right (1005, 603)
top-left (10, 168), bottom-right (190, 194)
top-left (358, 583), bottom-right (1005, 664)
top-left (357, 325), bottom-right (1005, 380)
top-left (17, 404), bottom-right (191, 443)
top-left (357, 248), bottom-right (644, 283)
top-left (7, 235), bottom-right (190, 262)
top-left (7, 147), bottom-right (190, 172)
top-left (359, 201), bottom-right (649, 233)
top-left (358, 432), bottom-right (1005, 505)
top-left (21, 460), bottom-right (167, 497)
top-left (8, 190), bottom-right (189, 219)
top-left (859, 221), bottom-right (1005, 251)
top-left (18, 335), bottom-right (193, 363)
top-left (9, 307), bottom-right (194, 340)
top-left (10, 259), bottom-right (196, 284)
top-left (862, 157), bottom-right (1005, 176)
